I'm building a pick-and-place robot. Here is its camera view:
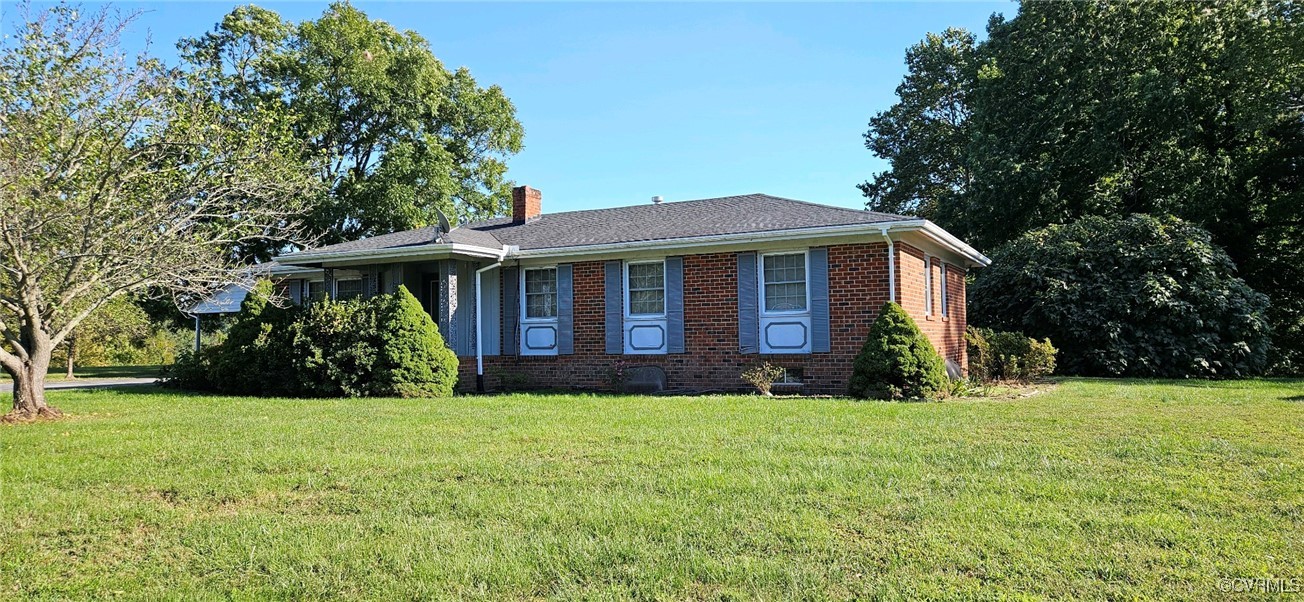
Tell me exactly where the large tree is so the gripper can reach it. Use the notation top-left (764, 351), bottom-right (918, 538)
top-left (858, 28), bottom-right (976, 222)
top-left (863, 0), bottom-right (1304, 371)
top-left (0, 5), bottom-right (317, 420)
top-left (180, 3), bottom-right (525, 254)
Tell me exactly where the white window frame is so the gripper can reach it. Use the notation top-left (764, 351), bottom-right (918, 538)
top-left (759, 250), bottom-right (810, 315)
top-left (924, 255), bottom-right (933, 316)
top-left (521, 266), bottom-right (559, 322)
top-left (305, 280), bottom-right (326, 303)
top-left (625, 260), bottom-right (667, 318)
top-left (622, 259), bottom-right (669, 355)
top-left (940, 263), bottom-right (949, 317)
top-left (334, 278), bottom-right (363, 301)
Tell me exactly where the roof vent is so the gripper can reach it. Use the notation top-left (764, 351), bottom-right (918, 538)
top-left (652, 195), bottom-right (664, 204)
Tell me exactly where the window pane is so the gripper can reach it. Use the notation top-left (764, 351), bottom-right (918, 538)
top-left (764, 253), bottom-right (805, 284)
top-left (627, 262), bottom-right (665, 315)
top-left (524, 268), bottom-right (558, 318)
top-left (765, 282), bottom-right (807, 311)
top-left (628, 263), bottom-right (663, 291)
top-left (630, 289), bottom-right (664, 315)
top-left (336, 279), bottom-right (363, 300)
top-left (762, 254), bottom-right (807, 311)
top-left (308, 281), bottom-right (326, 302)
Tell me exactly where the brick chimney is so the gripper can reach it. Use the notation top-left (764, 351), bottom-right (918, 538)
top-left (512, 186), bottom-right (542, 224)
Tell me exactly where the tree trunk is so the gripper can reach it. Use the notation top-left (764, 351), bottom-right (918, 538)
top-left (65, 336), bottom-right (77, 379)
top-left (5, 351), bottom-right (61, 422)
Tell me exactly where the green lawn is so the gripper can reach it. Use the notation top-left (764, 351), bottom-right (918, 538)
top-left (0, 364), bottom-right (162, 382)
top-left (3, 379), bottom-right (1301, 600)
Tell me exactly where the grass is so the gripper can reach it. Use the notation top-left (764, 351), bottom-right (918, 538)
top-left (0, 364), bottom-right (162, 382)
top-left (2, 379), bottom-right (1301, 600)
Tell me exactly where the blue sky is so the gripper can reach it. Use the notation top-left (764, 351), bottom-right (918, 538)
top-left (9, 1), bottom-right (1011, 214)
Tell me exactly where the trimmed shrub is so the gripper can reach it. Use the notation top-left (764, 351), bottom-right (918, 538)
top-left (966, 327), bottom-right (1057, 384)
top-left (849, 302), bottom-right (948, 400)
top-left (372, 286), bottom-right (459, 397)
top-left (971, 214), bottom-right (1271, 378)
top-left (165, 282), bottom-right (458, 398)
top-left (198, 280), bottom-right (300, 395)
top-left (741, 362), bottom-right (785, 396)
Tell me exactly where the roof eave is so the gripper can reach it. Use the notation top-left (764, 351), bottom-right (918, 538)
top-left (914, 221), bottom-right (992, 267)
top-left (275, 243), bottom-right (508, 266)
top-left (511, 220), bottom-right (990, 267)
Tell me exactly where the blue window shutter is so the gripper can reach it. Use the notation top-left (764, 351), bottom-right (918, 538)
top-left (502, 266), bottom-right (519, 355)
top-left (557, 264), bottom-right (574, 355)
top-left (604, 261), bottom-right (623, 354)
top-left (810, 248), bottom-right (830, 353)
top-left (288, 279), bottom-right (303, 305)
top-left (666, 257), bottom-right (685, 353)
top-left (737, 252), bottom-right (759, 354)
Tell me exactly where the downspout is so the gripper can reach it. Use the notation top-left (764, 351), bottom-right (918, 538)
top-left (474, 247), bottom-right (509, 392)
top-left (880, 226), bottom-right (896, 304)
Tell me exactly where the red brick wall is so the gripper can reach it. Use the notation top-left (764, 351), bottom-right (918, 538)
top-left (460, 241), bottom-right (967, 394)
top-left (896, 242), bottom-right (967, 374)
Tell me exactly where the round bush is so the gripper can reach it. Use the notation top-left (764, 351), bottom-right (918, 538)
top-left (848, 302), bottom-right (948, 400)
top-left (167, 281), bottom-right (459, 397)
top-left (970, 214), bottom-right (1271, 377)
top-left (371, 285), bottom-right (459, 398)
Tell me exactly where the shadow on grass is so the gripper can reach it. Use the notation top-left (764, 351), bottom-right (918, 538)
top-left (1, 364), bottom-right (164, 381)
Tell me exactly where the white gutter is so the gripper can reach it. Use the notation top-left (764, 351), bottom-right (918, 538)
top-left (477, 259), bottom-right (500, 393)
top-left (880, 227), bottom-right (896, 304)
top-left (473, 247), bottom-right (509, 392)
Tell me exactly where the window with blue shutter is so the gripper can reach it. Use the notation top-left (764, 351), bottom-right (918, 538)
top-left (520, 267), bottom-right (559, 356)
top-left (809, 248), bottom-right (830, 353)
top-left (737, 252), bottom-right (759, 354)
top-left (557, 264), bottom-right (574, 355)
top-left (604, 261), bottom-right (623, 354)
top-left (666, 257), bottom-right (685, 354)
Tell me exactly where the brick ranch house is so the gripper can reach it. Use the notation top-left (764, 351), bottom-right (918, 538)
top-left (268, 187), bottom-right (990, 394)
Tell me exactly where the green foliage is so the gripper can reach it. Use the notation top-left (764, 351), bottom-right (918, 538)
top-left (971, 215), bottom-right (1271, 378)
top-left (858, 27), bottom-right (976, 220)
top-left (203, 280), bottom-right (299, 396)
top-left (863, 0), bottom-right (1304, 371)
top-left (56, 297), bottom-right (154, 370)
top-left (848, 302), bottom-right (948, 400)
top-left (966, 327), bottom-right (1056, 384)
top-left (180, 2), bottom-right (525, 254)
top-left (0, 4), bottom-right (314, 412)
top-left (740, 362), bottom-right (786, 396)
top-left (166, 283), bottom-right (457, 398)
top-left (371, 287), bottom-right (460, 398)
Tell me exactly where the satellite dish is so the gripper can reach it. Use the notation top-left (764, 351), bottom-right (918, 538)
top-left (434, 208), bottom-right (453, 243)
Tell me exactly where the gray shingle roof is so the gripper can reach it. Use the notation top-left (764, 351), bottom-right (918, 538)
top-left (300, 194), bottom-right (911, 255)
top-left (300, 223), bottom-right (505, 254)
